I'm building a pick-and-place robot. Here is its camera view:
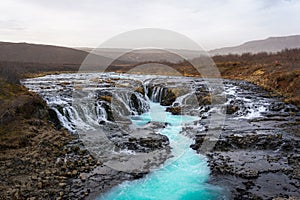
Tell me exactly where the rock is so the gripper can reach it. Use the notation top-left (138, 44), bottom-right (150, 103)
top-left (48, 108), bottom-right (62, 129)
top-left (72, 170), bottom-right (78, 176)
top-left (166, 106), bottom-right (181, 115)
top-left (58, 182), bottom-right (67, 187)
top-left (273, 197), bottom-right (299, 200)
top-left (238, 170), bottom-right (259, 179)
top-left (115, 131), bottom-right (170, 152)
top-left (147, 85), bottom-right (187, 106)
top-left (161, 88), bottom-right (187, 106)
top-left (98, 96), bottom-right (112, 102)
top-left (144, 121), bottom-right (168, 129)
top-left (130, 93), bottom-right (147, 114)
top-left (226, 105), bottom-right (239, 114)
top-left (134, 86), bottom-right (145, 95)
top-left (192, 133), bottom-right (287, 152)
top-left (37, 182), bottom-right (43, 189)
top-left (79, 173), bottom-right (86, 181)
top-left (102, 103), bottom-right (115, 121)
top-left (197, 94), bottom-right (212, 105)
top-left (31, 175), bottom-right (38, 180)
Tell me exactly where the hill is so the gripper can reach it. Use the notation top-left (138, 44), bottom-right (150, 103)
top-left (0, 42), bottom-right (111, 83)
top-left (210, 35), bottom-right (300, 55)
top-left (0, 42), bottom-right (91, 64)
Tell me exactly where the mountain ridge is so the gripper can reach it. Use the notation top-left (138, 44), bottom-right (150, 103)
top-left (209, 35), bottom-right (300, 55)
top-left (1, 34), bottom-right (300, 64)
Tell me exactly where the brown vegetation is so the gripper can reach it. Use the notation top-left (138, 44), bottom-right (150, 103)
top-left (0, 61), bottom-right (80, 83)
top-left (0, 79), bottom-right (77, 198)
top-left (213, 49), bottom-right (300, 107)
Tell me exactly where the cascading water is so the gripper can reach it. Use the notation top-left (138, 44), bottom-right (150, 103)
top-left (22, 72), bottom-right (287, 200)
top-left (98, 102), bottom-right (224, 200)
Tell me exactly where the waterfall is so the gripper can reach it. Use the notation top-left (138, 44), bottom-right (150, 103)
top-left (148, 86), bottom-right (168, 102)
top-left (21, 73), bottom-right (222, 133)
top-left (21, 72), bottom-right (300, 200)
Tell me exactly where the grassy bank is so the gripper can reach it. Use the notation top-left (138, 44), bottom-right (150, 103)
top-left (214, 49), bottom-right (300, 107)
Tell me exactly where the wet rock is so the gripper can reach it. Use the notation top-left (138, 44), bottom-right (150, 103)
top-left (269, 102), bottom-right (285, 112)
top-left (117, 134), bottom-right (169, 152)
top-left (130, 93), bottom-right (146, 114)
top-left (48, 108), bottom-right (63, 129)
top-left (144, 121), bottom-right (169, 129)
top-left (147, 85), bottom-right (187, 106)
top-left (160, 89), bottom-right (176, 106)
top-left (226, 105), bottom-right (239, 114)
top-left (98, 95), bottom-right (112, 102)
top-left (196, 94), bottom-right (212, 105)
top-left (96, 90), bottom-right (115, 103)
top-left (198, 133), bottom-right (300, 199)
top-left (166, 106), bottom-right (181, 115)
top-left (134, 86), bottom-right (145, 95)
top-left (102, 102), bottom-right (115, 121)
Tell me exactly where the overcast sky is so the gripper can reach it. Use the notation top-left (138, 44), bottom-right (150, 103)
top-left (1, 0), bottom-right (300, 50)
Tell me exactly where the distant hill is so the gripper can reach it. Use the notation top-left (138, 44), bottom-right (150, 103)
top-left (0, 42), bottom-right (111, 82)
top-left (78, 35), bottom-right (300, 57)
top-left (76, 47), bottom-right (204, 61)
top-left (209, 35), bottom-right (300, 55)
top-left (0, 42), bottom-right (93, 64)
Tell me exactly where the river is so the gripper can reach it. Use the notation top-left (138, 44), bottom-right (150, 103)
top-left (22, 72), bottom-right (300, 199)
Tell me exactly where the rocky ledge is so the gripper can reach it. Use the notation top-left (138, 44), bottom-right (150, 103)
top-left (191, 121), bottom-right (300, 199)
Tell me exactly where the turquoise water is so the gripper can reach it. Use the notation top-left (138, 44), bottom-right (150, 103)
top-left (98, 102), bottom-right (224, 200)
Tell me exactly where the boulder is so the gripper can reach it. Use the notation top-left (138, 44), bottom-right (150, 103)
top-left (166, 106), bottom-right (181, 115)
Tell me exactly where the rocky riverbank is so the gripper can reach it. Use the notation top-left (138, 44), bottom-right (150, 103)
top-left (0, 78), bottom-right (173, 199)
top-left (190, 80), bottom-right (300, 199)
top-left (0, 81), bottom-right (162, 200)
top-left (0, 80), bottom-right (99, 199)
top-left (216, 58), bottom-right (300, 108)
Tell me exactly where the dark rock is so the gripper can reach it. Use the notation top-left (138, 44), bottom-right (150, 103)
top-left (48, 108), bottom-right (62, 129)
top-left (166, 106), bottom-right (181, 115)
top-left (117, 134), bottom-right (169, 152)
top-left (196, 93), bottom-right (212, 105)
top-left (129, 93), bottom-right (146, 114)
top-left (226, 105), bottom-right (239, 114)
top-left (134, 86), bottom-right (145, 95)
